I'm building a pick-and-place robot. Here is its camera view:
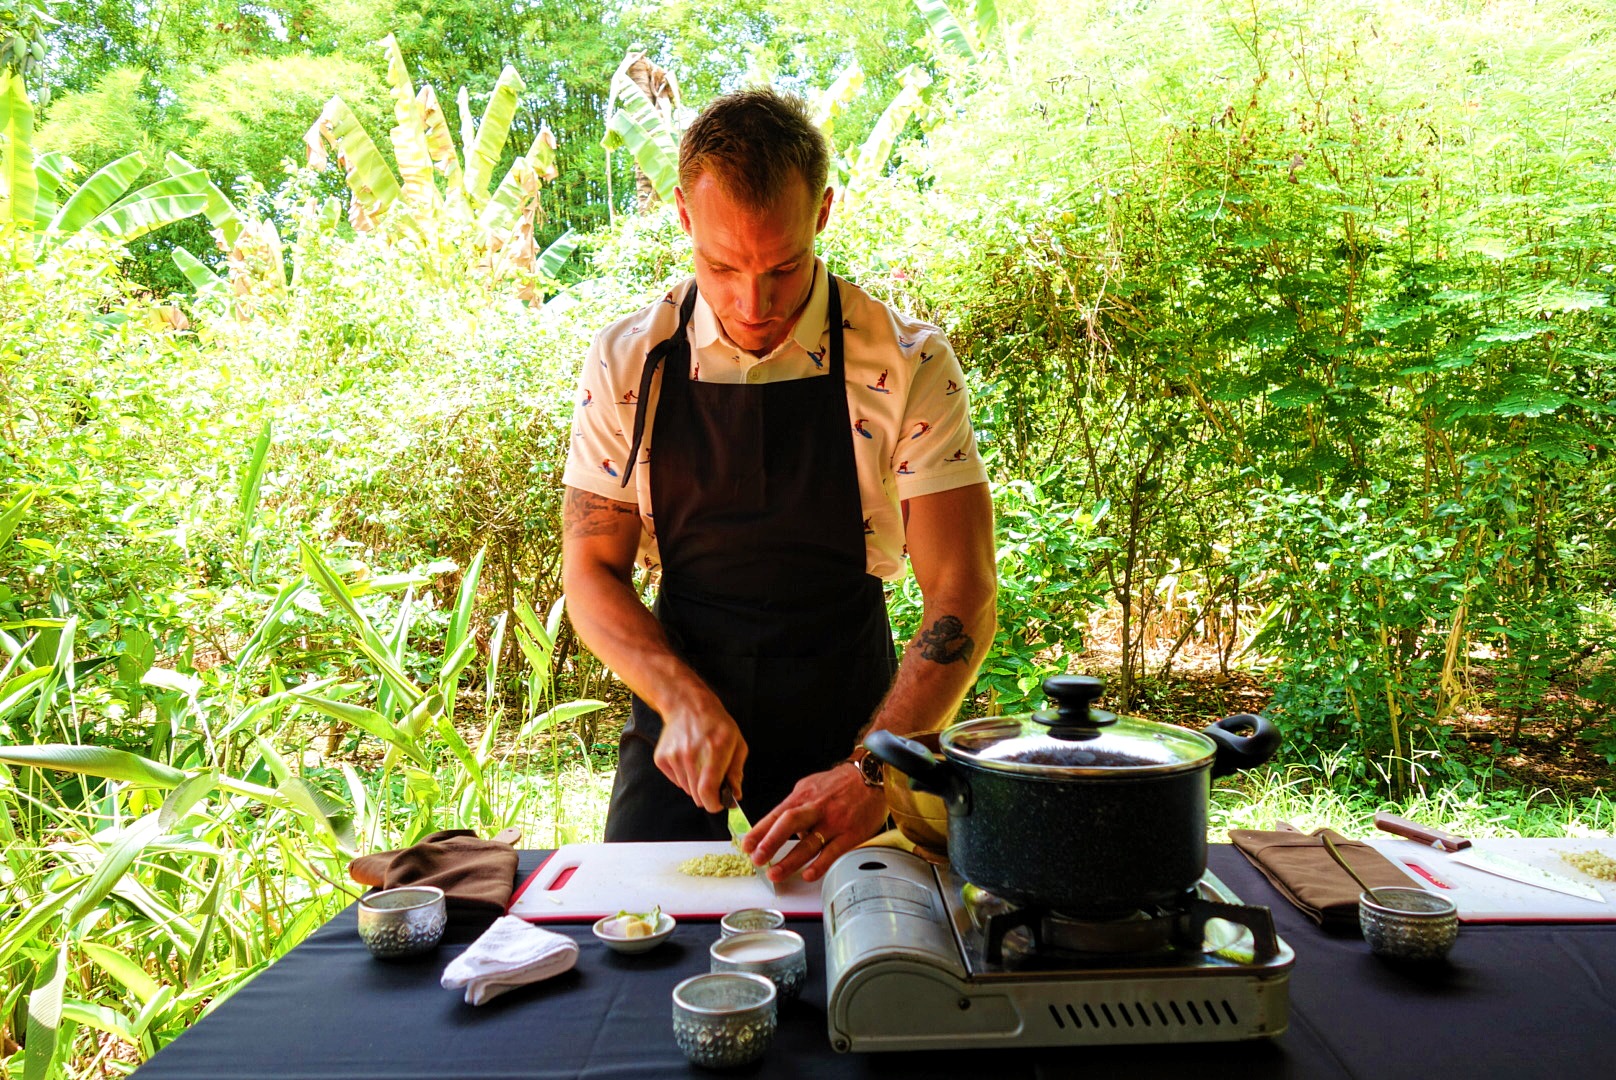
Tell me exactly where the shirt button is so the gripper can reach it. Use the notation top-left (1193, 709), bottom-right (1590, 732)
top-left (746, 369), bottom-right (762, 383)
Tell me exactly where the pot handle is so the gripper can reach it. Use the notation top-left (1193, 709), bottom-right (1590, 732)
top-left (1206, 713), bottom-right (1281, 778)
top-left (863, 730), bottom-right (970, 814)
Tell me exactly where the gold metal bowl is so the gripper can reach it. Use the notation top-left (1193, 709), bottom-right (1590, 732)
top-left (883, 729), bottom-right (949, 858)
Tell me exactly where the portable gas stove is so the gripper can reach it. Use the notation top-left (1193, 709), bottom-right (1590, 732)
top-left (822, 848), bottom-right (1293, 1052)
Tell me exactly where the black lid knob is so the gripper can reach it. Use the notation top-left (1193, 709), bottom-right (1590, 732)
top-left (1037, 675), bottom-right (1112, 732)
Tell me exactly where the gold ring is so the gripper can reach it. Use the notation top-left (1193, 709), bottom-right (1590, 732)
top-left (809, 829), bottom-right (828, 851)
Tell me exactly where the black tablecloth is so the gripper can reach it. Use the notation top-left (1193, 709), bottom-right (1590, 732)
top-left (134, 846), bottom-right (1616, 1079)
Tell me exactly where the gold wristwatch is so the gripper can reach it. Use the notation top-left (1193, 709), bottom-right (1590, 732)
top-left (845, 746), bottom-right (884, 789)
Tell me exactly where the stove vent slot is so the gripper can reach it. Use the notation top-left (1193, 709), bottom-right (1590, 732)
top-left (1049, 998), bottom-right (1241, 1032)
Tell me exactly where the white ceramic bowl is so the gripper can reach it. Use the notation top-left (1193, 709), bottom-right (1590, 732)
top-left (593, 911), bottom-right (676, 954)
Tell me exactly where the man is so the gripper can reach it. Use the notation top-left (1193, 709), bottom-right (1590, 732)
top-left (560, 87), bottom-right (995, 884)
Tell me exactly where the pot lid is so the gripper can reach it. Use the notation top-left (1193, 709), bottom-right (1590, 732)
top-left (939, 676), bottom-right (1215, 777)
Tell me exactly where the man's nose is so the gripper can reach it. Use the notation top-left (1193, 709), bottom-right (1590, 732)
top-left (737, 276), bottom-right (771, 321)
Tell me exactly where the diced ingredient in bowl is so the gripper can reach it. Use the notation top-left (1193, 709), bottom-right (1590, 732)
top-left (679, 853), bottom-right (755, 878)
top-left (604, 906), bottom-right (662, 938)
top-left (1560, 850), bottom-right (1616, 882)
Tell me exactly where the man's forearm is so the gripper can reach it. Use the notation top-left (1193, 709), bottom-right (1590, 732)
top-left (862, 588), bottom-right (997, 743)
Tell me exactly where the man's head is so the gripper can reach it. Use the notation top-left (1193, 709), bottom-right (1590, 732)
top-left (676, 88), bottom-right (834, 357)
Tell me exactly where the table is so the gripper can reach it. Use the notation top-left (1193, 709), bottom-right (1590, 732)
top-left (134, 846), bottom-right (1616, 1079)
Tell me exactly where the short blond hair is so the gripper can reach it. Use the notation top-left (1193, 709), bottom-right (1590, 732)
top-left (678, 87), bottom-right (829, 209)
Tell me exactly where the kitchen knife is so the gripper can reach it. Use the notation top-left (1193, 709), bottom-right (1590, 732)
top-left (721, 780), bottom-right (776, 895)
top-left (1448, 848), bottom-right (1606, 904)
top-left (1373, 813), bottom-right (1472, 851)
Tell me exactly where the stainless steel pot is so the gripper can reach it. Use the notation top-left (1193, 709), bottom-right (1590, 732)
top-left (865, 675), bottom-right (1280, 916)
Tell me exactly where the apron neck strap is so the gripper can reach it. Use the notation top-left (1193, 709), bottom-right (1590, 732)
top-left (621, 283), bottom-right (701, 489)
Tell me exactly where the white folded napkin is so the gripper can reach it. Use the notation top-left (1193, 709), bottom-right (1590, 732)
top-left (441, 915), bottom-right (579, 1005)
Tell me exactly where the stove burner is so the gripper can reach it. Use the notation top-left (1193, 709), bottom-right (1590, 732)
top-left (966, 884), bottom-right (1281, 966)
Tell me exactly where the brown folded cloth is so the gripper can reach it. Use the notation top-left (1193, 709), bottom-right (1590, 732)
top-left (349, 829), bottom-right (520, 917)
top-left (1230, 827), bottom-right (1419, 933)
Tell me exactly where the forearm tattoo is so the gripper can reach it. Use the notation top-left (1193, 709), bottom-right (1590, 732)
top-left (563, 487), bottom-right (639, 538)
top-left (917, 615), bottom-right (974, 664)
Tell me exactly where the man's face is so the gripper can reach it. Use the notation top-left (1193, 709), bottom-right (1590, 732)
top-left (676, 171), bottom-right (834, 357)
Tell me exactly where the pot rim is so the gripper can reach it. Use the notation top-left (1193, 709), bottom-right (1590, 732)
top-left (939, 715), bottom-right (1217, 778)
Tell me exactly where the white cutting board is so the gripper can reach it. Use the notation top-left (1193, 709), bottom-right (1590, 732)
top-left (508, 841), bottom-right (823, 922)
top-left (1365, 837), bottom-right (1616, 923)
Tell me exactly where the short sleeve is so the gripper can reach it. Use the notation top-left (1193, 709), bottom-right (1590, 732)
top-left (560, 329), bottom-right (635, 499)
top-left (891, 330), bottom-right (989, 500)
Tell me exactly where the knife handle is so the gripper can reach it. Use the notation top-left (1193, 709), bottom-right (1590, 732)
top-left (1373, 812), bottom-right (1472, 851)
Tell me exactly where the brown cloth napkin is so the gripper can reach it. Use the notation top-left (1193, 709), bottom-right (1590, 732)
top-left (1229, 827), bottom-right (1419, 933)
top-left (349, 829), bottom-right (519, 916)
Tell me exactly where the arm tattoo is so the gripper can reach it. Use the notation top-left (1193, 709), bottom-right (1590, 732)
top-left (563, 487), bottom-right (639, 539)
top-left (917, 615), bottom-right (974, 665)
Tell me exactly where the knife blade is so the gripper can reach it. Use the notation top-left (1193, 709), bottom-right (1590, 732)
top-left (721, 780), bottom-right (775, 895)
top-left (1448, 848), bottom-right (1606, 904)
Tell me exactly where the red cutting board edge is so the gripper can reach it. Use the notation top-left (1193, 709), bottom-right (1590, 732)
top-left (1365, 836), bottom-right (1616, 923)
top-left (508, 841), bottom-right (823, 923)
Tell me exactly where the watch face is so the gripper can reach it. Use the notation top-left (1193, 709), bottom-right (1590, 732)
top-left (857, 751), bottom-right (884, 787)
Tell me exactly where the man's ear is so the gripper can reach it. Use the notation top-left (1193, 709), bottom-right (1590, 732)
top-left (815, 185), bottom-right (834, 234)
top-left (675, 187), bottom-right (692, 235)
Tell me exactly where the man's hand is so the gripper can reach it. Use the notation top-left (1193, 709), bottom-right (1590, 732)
top-left (741, 763), bottom-right (887, 884)
top-left (653, 691), bottom-right (749, 814)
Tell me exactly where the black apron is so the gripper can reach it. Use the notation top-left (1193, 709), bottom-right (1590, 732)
top-left (603, 277), bottom-right (896, 841)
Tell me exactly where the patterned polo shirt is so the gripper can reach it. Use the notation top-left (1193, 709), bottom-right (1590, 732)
top-left (560, 260), bottom-right (988, 581)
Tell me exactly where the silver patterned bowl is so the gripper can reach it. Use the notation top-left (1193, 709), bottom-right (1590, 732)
top-left (708, 929), bottom-right (807, 1004)
top-left (357, 886), bottom-right (447, 959)
top-left (1359, 887), bottom-right (1459, 962)
top-left (672, 972), bottom-right (777, 1068)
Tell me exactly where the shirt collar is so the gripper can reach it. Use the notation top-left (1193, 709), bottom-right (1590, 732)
top-left (690, 259), bottom-right (829, 361)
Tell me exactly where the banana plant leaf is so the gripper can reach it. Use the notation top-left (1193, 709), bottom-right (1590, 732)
top-left (89, 192), bottom-right (208, 243)
top-left (416, 84), bottom-right (463, 193)
top-left (915, 0), bottom-right (979, 60)
top-left (45, 150), bottom-right (145, 238)
top-left (847, 66), bottom-right (934, 202)
top-left (382, 34), bottom-right (439, 214)
top-left (538, 228), bottom-right (580, 278)
top-left (0, 72), bottom-right (36, 229)
top-left (811, 61), bottom-right (865, 139)
top-left (305, 95), bottom-right (401, 222)
top-left (165, 152), bottom-right (241, 247)
top-left (602, 110), bottom-right (678, 205)
top-left (172, 245), bottom-right (223, 291)
top-left (463, 65), bottom-right (527, 204)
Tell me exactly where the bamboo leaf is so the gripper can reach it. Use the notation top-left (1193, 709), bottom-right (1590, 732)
top-left (517, 700), bottom-right (607, 742)
top-left (184, 868), bottom-right (224, 984)
top-left (299, 540), bottom-right (423, 707)
top-left (485, 611), bottom-right (507, 710)
top-left (0, 665), bottom-right (50, 719)
top-left (0, 484), bottom-right (37, 547)
top-left (23, 940), bottom-right (68, 1080)
top-left (0, 888), bottom-right (73, 969)
top-left (464, 66), bottom-right (527, 203)
top-left (0, 744), bottom-right (186, 787)
top-left (238, 420), bottom-right (272, 550)
top-left (158, 769), bottom-right (217, 830)
top-left (1, 72), bottom-right (38, 229)
top-left (289, 691), bottom-right (432, 768)
top-left (69, 810), bottom-right (167, 923)
top-left (447, 547), bottom-right (486, 664)
top-left (60, 1000), bottom-right (139, 1044)
top-left (80, 942), bottom-right (160, 1005)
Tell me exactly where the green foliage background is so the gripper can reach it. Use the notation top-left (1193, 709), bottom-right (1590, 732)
top-left (3, 0), bottom-right (1616, 1075)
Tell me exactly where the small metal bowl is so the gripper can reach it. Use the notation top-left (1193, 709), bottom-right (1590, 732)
top-left (709, 929), bottom-right (807, 1004)
top-left (720, 908), bottom-right (785, 937)
top-left (1359, 887), bottom-right (1459, 962)
top-left (357, 885), bottom-right (447, 959)
top-left (672, 972), bottom-right (777, 1069)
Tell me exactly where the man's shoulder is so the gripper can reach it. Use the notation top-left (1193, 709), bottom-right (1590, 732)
top-left (836, 277), bottom-right (949, 359)
top-left (592, 277), bottom-right (695, 373)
